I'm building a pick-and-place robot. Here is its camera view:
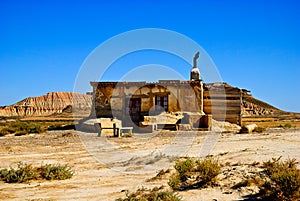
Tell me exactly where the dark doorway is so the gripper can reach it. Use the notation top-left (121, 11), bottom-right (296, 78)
top-left (128, 98), bottom-right (141, 123)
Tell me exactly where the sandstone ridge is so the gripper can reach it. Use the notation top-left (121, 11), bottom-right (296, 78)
top-left (0, 92), bottom-right (92, 117)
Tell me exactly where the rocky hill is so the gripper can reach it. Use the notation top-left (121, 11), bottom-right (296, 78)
top-left (242, 94), bottom-right (281, 116)
top-left (0, 92), bottom-right (92, 117)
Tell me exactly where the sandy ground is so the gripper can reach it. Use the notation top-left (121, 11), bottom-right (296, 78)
top-left (0, 128), bottom-right (299, 201)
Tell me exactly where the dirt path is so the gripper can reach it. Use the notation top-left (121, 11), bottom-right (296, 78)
top-left (0, 129), bottom-right (299, 200)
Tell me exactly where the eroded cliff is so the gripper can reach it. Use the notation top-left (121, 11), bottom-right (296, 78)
top-left (0, 92), bottom-right (92, 117)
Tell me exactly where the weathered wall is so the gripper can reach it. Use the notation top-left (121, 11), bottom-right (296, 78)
top-left (90, 80), bottom-right (204, 122)
top-left (203, 83), bottom-right (242, 125)
top-left (202, 83), bottom-right (281, 125)
top-left (91, 81), bottom-right (248, 125)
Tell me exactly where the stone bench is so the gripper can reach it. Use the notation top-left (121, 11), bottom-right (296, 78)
top-left (94, 123), bottom-right (133, 137)
top-left (95, 123), bottom-right (120, 137)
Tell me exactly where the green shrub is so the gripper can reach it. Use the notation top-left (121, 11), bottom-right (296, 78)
top-left (0, 162), bottom-right (74, 183)
top-left (0, 162), bottom-right (38, 183)
top-left (270, 168), bottom-right (300, 199)
top-left (195, 157), bottom-right (221, 184)
top-left (168, 157), bottom-right (221, 190)
top-left (262, 157), bottom-right (281, 175)
top-left (174, 158), bottom-right (194, 181)
top-left (12, 122), bottom-right (44, 134)
top-left (168, 173), bottom-right (181, 190)
top-left (260, 157), bottom-right (300, 200)
top-left (278, 123), bottom-right (292, 129)
top-left (115, 186), bottom-right (182, 201)
top-left (0, 168), bottom-right (9, 180)
top-left (10, 122), bottom-right (29, 132)
top-left (38, 164), bottom-right (73, 180)
top-left (28, 123), bottom-right (43, 133)
top-left (0, 127), bottom-right (15, 136)
top-left (0, 121), bottom-right (45, 136)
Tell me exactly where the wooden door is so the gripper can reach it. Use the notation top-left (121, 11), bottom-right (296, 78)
top-left (128, 98), bottom-right (141, 122)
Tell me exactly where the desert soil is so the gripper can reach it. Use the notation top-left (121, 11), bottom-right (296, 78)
top-left (0, 128), bottom-right (299, 201)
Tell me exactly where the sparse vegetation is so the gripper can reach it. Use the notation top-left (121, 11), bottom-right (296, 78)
top-left (0, 162), bottom-right (38, 183)
top-left (0, 120), bottom-right (75, 136)
top-left (115, 186), bottom-right (182, 201)
top-left (259, 157), bottom-right (300, 200)
top-left (168, 157), bottom-right (221, 190)
top-left (195, 157), bottom-right (221, 184)
top-left (0, 126), bottom-right (15, 136)
top-left (0, 162), bottom-right (73, 183)
top-left (0, 121), bottom-right (45, 136)
top-left (0, 116), bottom-right (298, 200)
top-left (118, 157), bottom-right (299, 200)
top-left (168, 173), bottom-right (182, 190)
top-left (38, 164), bottom-right (74, 180)
top-left (174, 158), bottom-right (195, 182)
top-left (278, 123), bottom-right (293, 129)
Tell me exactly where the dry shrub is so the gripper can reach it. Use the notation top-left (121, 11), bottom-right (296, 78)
top-left (115, 186), bottom-right (182, 201)
top-left (195, 157), bottom-right (221, 184)
top-left (174, 158), bottom-right (194, 181)
top-left (0, 162), bottom-right (73, 183)
top-left (168, 157), bottom-right (221, 190)
top-left (38, 164), bottom-right (73, 180)
top-left (168, 173), bottom-right (182, 190)
top-left (260, 157), bottom-right (300, 200)
top-left (168, 158), bottom-right (195, 190)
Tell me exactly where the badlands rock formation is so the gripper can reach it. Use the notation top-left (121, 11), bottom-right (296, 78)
top-left (242, 94), bottom-right (280, 116)
top-left (0, 92), bottom-right (92, 117)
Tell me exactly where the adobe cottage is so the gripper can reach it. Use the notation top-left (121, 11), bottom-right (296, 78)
top-left (88, 52), bottom-right (276, 130)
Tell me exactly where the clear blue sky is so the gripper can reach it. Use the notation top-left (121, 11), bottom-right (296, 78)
top-left (0, 0), bottom-right (299, 112)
